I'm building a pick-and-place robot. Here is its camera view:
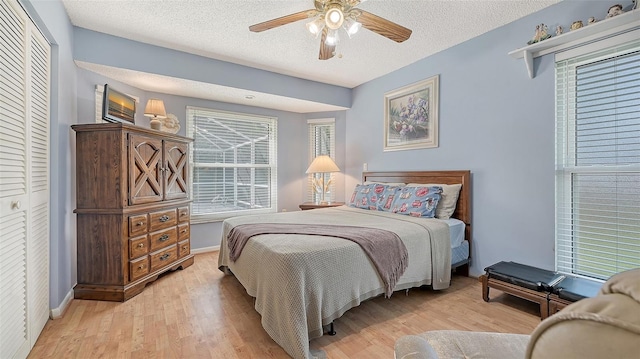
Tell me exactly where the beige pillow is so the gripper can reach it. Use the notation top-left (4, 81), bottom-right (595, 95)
top-left (407, 183), bottom-right (462, 220)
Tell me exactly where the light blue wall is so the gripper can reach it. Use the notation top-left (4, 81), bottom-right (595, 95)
top-left (23, 0), bottom-right (612, 312)
top-left (345, 0), bottom-right (610, 277)
top-left (21, 0), bottom-right (78, 309)
top-left (73, 28), bottom-right (352, 109)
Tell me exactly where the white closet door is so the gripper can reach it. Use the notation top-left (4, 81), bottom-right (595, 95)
top-left (27, 17), bottom-right (51, 343)
top-left (0, 0), bottom-right (50, 358)
top-left (0, 0), bottom-right (30, 357)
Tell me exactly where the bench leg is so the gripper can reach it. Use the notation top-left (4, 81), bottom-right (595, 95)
top-left (480, 275), bottom-right (490, 302)
top-left (540, 298), bottom-right (549, 320)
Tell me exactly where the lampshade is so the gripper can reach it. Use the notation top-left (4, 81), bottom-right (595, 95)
top-left (306, 17), bottom-right (325, 37)
top-left (143, 99), bottom-right (167, 119)
top-left (325, 6), bottom-right (344, 30)
top-left (343, 18), bottom-right (361, 38)
top-left (306, 155), bottom-right (340, 174)
top-left (325, 29), bottom-right (339, 46)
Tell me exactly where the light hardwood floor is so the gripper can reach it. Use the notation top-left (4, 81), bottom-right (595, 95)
top-left (30, 252), bottom-right (540, 358)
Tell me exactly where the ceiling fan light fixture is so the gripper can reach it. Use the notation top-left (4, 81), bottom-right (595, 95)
top-left (325, 6), bottom-right (344, 30)
top-left (343, 18), bottom-right (361, 38)
top-left (306, 17), bottom-right (325, 36)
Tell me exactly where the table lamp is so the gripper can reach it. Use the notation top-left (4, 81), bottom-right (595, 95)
top-left (305, 155), bottom-right (340, 204)
top-left (144, 99), bottom-right (167, 130)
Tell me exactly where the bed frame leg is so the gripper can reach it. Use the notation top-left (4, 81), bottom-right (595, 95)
top-left (328, 322), bottom-right (336, 336)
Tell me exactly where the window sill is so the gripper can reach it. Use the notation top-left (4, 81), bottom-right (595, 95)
top-left (509, 9), bottom-right (639, 78)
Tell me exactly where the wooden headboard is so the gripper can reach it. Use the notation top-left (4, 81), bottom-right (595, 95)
top-left (362, 170), bottom-right (472, 244)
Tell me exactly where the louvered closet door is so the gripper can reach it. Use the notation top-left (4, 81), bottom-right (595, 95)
top-left (27, 13), bottom-right (51, 345)
top-left (0, 1), bottom-right (30, 357)
top-left (0, 0), bottom-right (50, 358)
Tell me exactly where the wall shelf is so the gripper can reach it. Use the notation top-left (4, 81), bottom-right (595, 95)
top-left (509, 9), bottom-right (640, 78)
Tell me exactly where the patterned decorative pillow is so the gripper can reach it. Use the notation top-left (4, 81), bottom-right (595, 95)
top-left (388, 186), bottom-right (442, 218)
top-left (378, 185), bottom-right (404, 212)
top-left (407, 183), bottom-right (462, 219)
top-left (349, 183), bottom-right (388, 210)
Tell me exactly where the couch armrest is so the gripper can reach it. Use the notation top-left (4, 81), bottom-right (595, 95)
top-left (394, 335), bottom-right (438, 359)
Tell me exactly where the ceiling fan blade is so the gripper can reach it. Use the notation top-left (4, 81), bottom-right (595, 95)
top-left (249, 9), bottom-right (318, 32)
top-left (356, 10), bottom-right (412, 43)
top-left (318, 28), bottom-right (335, 60)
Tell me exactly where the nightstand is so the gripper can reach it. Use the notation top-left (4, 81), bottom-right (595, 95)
top-left (299, 202), bottom-right (345, 211)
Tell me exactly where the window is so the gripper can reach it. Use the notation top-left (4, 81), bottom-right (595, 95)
top-left (307, 118), bottom-right (336, 203)
top-left (187, 107), bottom-right (277, 223)
top-left (555, 36), bottom-right (640, 280)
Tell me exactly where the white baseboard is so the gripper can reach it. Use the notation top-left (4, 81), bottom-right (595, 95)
top-left (50, 287), bottom-right (74, 319)
top-left (192, 245), bottom-right (219, 254)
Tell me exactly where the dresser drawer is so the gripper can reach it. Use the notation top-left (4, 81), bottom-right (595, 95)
top-left (128, 214), bottom-right (148, 237)
top-left (150, 246), bottom-right (177, 272)
top-left (178, 223), bottom-right (190, 241)
top-left (178, 239), bottom-right (190, 258)
top-left (129, 256), bottom-right (149, 281)
top-left (149, 227), bottom-right (177, 252)
top-left (129, 235), bottom-right (149, 259)
top-left (177, 206), bottom-right (190, 223)
top-left (149, 209), bottom-right (177, 232)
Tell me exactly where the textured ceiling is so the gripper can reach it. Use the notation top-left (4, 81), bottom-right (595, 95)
top-left (63, 0), bottom-right (560, 112)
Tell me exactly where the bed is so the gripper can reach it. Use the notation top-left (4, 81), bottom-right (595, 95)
top-left (218, 170), bottom-right (471, 359)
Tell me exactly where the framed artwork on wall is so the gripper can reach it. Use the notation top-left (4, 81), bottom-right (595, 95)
top-left (383, 75), bottom-right (439, 151)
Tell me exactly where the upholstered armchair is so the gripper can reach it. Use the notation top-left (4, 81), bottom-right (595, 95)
top-left (394, 268), bottom-right (640, 359)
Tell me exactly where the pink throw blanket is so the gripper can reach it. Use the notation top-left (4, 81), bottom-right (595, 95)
top-left (227, 223), bottom-right (408, 297)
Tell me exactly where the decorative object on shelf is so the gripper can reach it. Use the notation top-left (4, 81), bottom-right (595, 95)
top-left (509, 6), bottom-right (638, 79)
top-left (588, 16), bottom-right (598, 25)
top-left (606, 4), bottom-right (624, 18)
top-left (555, 25), bottom-right (564, 36)
top-left (527, 23), bottom-right (552, 45)
top-left (102, 84), bottom-right (136, 124)
top-left (144, 98), bottom-right (167, 130)
top-left (384, 75), bottom-right (439, 151)
top-left (305, 155), bottom-right (340, 205)
top-left (570, 20), bottom-right (584, 30)
top-left (160, 113), bottom-right (181, 134)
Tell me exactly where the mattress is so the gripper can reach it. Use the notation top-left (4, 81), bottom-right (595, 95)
top-left (451, 240), bottom-right (469, 267)
top-left (443, 218), bottom-right (465, 248)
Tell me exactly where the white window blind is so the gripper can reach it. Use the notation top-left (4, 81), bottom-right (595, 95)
top-left (307, 118), bottom-right (336, 203)
top-left (555, 38), bottom-right (640, 280)
top-left (186, 107), bottom-right (277, 223)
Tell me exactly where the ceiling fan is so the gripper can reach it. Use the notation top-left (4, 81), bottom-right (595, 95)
top-left (249, 0), bottom-right (412, 60)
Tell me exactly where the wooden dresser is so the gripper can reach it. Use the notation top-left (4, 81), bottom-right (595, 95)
top-left (72, 123), bottom-right (194, 301)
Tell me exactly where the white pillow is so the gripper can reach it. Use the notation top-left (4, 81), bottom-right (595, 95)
top-left (407, 183), bottom-right (462, 220)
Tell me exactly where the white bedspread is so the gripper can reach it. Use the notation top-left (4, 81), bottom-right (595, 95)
top-left (218, 206), bottom-right (451, 359)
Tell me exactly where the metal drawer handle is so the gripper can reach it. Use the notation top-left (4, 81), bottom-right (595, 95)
top-left (181, 229), bottom-right (188, 233)
top-left (182, 246), bottom-right (188, 251)
top-left (180, 212), bottom-right (187, 217)
top-left (11, 201), bottom-right (21, 210)
top-left (137, 221), bottom-right (145, 226)
top-left (159, 215), bottom-right (170, 222)
top-left (159, 234), bottom-right (170, 242)
top-left (138, 264), bottom-right (145, 270)
top-left (137, 243), bottom-right (145, 248)
top-left (159, 253), bottom-right (171, 261)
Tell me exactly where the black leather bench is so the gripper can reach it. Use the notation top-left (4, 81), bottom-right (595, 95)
top-left (480, 261), bottom-right (602, 319)
top-left (548, 275), bottom-right (603, 314)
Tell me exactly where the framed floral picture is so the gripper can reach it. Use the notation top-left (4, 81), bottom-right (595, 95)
top-left (383, 75), bottom-right (439, 151)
